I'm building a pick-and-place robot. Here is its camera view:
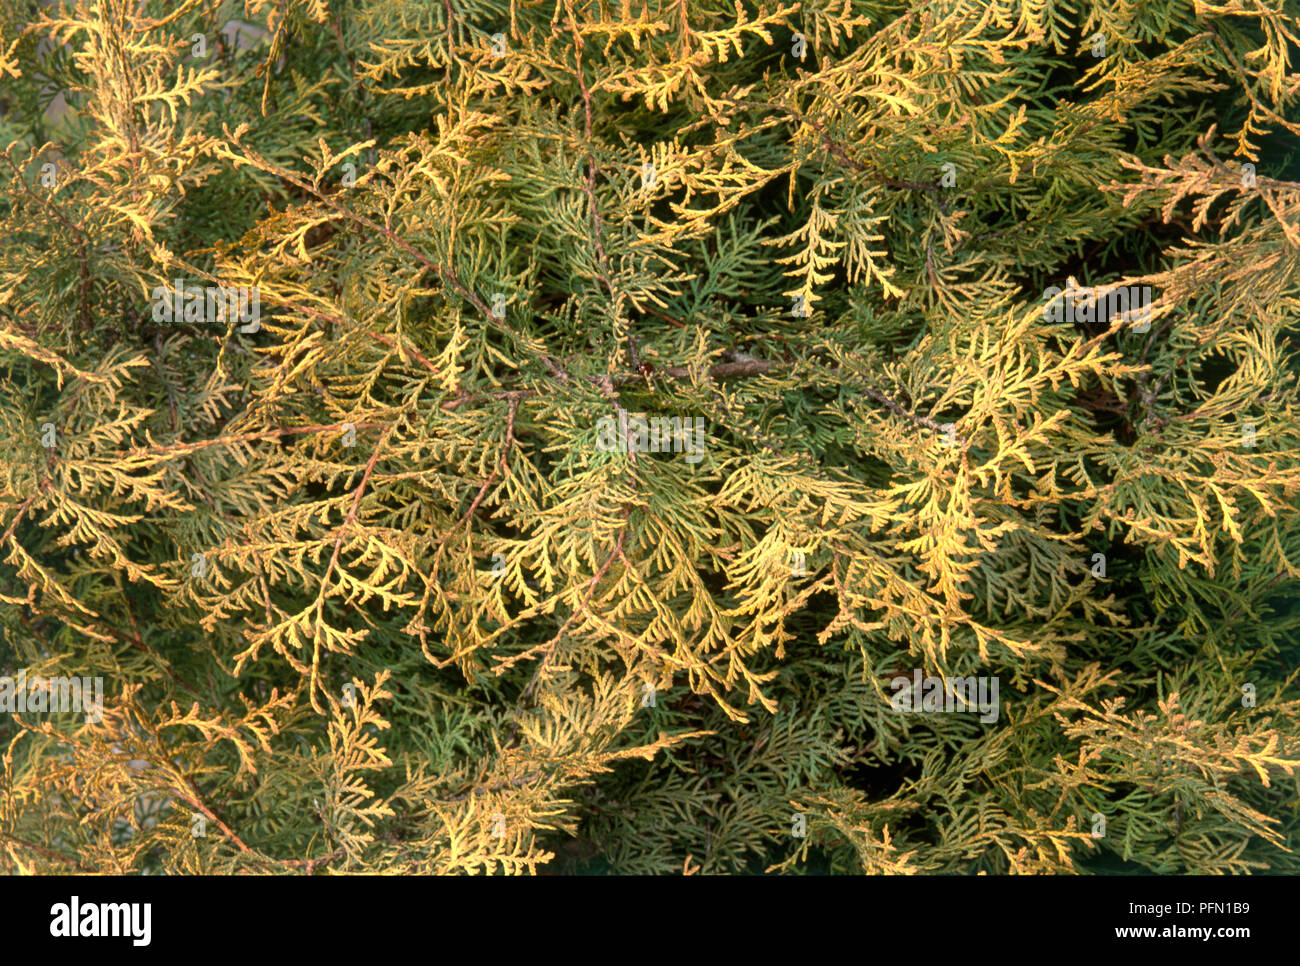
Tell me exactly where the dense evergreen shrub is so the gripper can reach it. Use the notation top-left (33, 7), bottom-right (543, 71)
top-left (1, 0), bottom-right (1298, 874)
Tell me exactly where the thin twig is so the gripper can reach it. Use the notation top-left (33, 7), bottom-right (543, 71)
top-left (0, 830), bottom-right (93, 872)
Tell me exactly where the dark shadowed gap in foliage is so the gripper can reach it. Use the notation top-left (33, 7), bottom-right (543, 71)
top-left (843, 754), bottom-right (922, 801)
top-left (1078, 851), bottom-right (1163, 875)
top-left (786, 590), bottom-right (839, 640)
top-left (1193, 353), bottom-right (1238, 396)
top-left (1085, 530), bottom-right (1153, 618)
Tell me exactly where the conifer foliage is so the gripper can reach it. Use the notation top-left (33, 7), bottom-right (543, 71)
top-left (1, 0), bottom-right (1298, 874)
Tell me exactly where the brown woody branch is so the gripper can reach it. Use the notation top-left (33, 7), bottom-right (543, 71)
top-left (0, 830), bottom-right (93, 872)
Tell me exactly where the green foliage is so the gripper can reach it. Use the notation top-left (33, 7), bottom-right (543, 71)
top-left (1, 0), bottom-right (1299, 875)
